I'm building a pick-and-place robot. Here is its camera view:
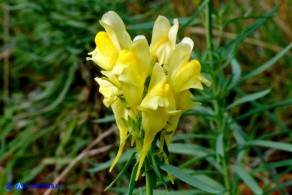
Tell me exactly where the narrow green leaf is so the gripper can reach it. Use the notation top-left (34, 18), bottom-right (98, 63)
top-left (160, 164), bottom-right (221, 194)
top-left (244, 140), bottom-right (292, 152)
top-left (179, 0), bottom-right (208, 30)
top-left (226, 114), bottom-right (247, 144)
top-left (216, 133), bottom-right (224, 161)
top-left (127, 161), bottom-right (139, 195)
top-left (152, 189), bottom-right (202, 195)
top-left (88, 149), bottom-right (135, 173)
top-left (253, 159), bottom-right (292, 172)
top-left (184, 105), bottom-right (214, 117)
top-left (169, 143), bottom-right (221, 172)
top-left (235, 87), bottom-right (289, 131)
top-left (150, 152), bottom-right (168, 190)
top-left (266, 181), bottom-right (292, 194)
top-left (105, 152), bottom-right (136, 191)
top-left (172, 133), bottom-right (215, 142)
top-left (229, 58), bottom-right (241, 88)
top-left (168, 144), bottom-right (214, 156)
top-left (227, 89), bottom-right (270, 109)
top-left (239, 42), bottom-right (292, 84)
top-left (91, 115), bottom-right (115, 124)
top-left (232, 164), bottom-right (263, 195)
top-left (191, 174), bottom-right (225, 192)
top-left (221, 3), bottom-right (280, 57)
top-left (236, 99), bottom-right (292, 121)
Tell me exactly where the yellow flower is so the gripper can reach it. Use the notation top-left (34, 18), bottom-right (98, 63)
top-left (87, 11), bottom-right (211, 184)
top-left (110, 37), bottom-right (151, 107)
top-left (150, 16), bottom-right (178, 65)
top-left (164, 90), bottom-right (200, 146)
top-left (87, 11), bottom-right (132, 70)
top-left (87, 32), bottom-right (118, 70)
top-left (136, 64), bottom-right (180, 180)
top-left (94, 77), bottom-right (121, 107)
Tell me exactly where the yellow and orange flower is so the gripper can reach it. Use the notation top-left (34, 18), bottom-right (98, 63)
top-left (87, 11), bottom-right (210, 182)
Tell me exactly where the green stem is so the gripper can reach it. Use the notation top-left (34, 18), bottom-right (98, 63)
top-left (145, 160), bottom-right (153, 195)
top-left (206, 0), bottom-right (213, 61)
top-left (222, 155), bottom-right (231, 194)
top-left (205, 1), bottom-right (231, 194)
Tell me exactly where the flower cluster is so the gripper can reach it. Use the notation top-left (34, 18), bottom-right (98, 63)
top-left (87, 11), bottom-right (210, 181)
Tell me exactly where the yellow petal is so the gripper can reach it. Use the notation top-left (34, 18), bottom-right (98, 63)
top-left (175, 90), bottom-right (200, 111)
top-left (172, 60), bottom-right (203, 93)
top-left (111, 49), bottom-right (146, 106)
top-left (135, 130), bottom-right (156, 181)
top-left (95, 77), bottom-right (120, 107)
top-left (167, 42), bottom-right (192, 77)
top-left (100, 11), bottom-right (132, 51)
top-left (164, 112), bottom-right (182, 146)
top-left (140, 81), bottom-right (175, 110)
top-left (130, 36), bottom-right (151, 79)
top-left (135, 107), bottom-right (171, 180)
top-left (199, 74), bottom-right (211, 87)
top-left (122, 82), bottom-right (143, 107)
top-left (181, 37), bottom-right (194, 50)
top-left (87, 32), bottom-right (118, 71)
top-left (151, 16), bottom-right (171, 49)
top-left (113, 50), bottom-right (143, 86)
top-left (109, 98), bottom-right (128, 172)
top-left (150, 16), bottom-right (178, 65)
top-left (148, 63), bottom-right (166, 91)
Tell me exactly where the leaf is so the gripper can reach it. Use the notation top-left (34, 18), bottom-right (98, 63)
top-left (226, 114), bottom-right (247, 144)
top-left (221, 3), bottom-right (280, 57)
top-left (253, 159), bottom-right (292, 172)
top-left (230, 58), bottom-right (241, 87)
top-left (227, 89), bottom-right (270, 109)
top-left (238, 42), bottom-right (292, 85)
top-left (127, 161), bottom-right (139, 195)
top-left (87, 149), bottom-right (135, 173)
top-left (216, 133), bottom-right (224, 161)
top-left (178, 0), bottom-right (208, 31)
top-left (152, 189), bottom-right (202, 195)
top-left (168, 143), bottom-right (221, 172)
top-left (234, 87), bottom-right (289, 131)
top-left (184, 105), bottom-right (214, 117)
top-left (244, 140), bottom-right (292, 153)
top-left (266, 181), bottom-right (292, 194)
top-left (91, 115), bottom-right (115, 123)
top-left (236, 99), bottom-right (292, 121)
top-left (172, 133), bottom-right (215, 142)
top-left (160, 164), bottom-right (222, 194)
top-left (232, 164), bottom-right (263, 195)
top-left (192, 174), bottom-right (225, 192)
top-left (105, 152), bottom-right (136, 191)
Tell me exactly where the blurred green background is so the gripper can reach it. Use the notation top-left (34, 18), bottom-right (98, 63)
top-left (1, 0), bottom-right (291, 194)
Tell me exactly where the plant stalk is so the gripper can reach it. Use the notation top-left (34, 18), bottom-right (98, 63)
top-left (145, 160), bottom-right (153, 195)
top-left (206, 1), bottom-right (231, 194)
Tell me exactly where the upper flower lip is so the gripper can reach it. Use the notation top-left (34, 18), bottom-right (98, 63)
top-left (99, 11), bottom-right (132, 51)
top-left (150, 16), bottom-right (179, 65)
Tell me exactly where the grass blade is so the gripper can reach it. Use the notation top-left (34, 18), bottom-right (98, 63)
top-left (244, 140), bottom-right (292, 152)
top-left (232, 42), bottom-right (292, 88)
top-left (127, 161), bottom-right (139, 195)
top-left (160, 164), bottom-right (221, 194)
top-left (227, 89), bottom-right (270, 110)
top-left (232, 164), bottom-right (263, 195)
top-left (105, 152), bottom-right (136, 191)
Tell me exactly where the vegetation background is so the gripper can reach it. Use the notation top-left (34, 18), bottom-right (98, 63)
top-left (1, 0), bottom-right (291, 194)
